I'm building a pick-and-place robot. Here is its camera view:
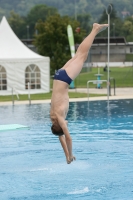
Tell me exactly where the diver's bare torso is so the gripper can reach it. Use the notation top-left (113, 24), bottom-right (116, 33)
top-left (50, 80), bottom-right (69, 122)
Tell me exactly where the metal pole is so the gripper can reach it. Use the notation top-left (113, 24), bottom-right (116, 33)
top-left (27, 25), bottom-right (29, 39)
top-left (107, 13), bottom-right (110, 105)
top-left (113, 23), bottom-right (115, 37)
top-left (87, 81), bottom-right (89, 108)
top-left (105, 4), bottom-right (112, 108)
top-left (114, 78), bottom-right (116, 95)
top-left (12, 88), bottom-right (14, 106)
top-left (109, 78), bottom-right (111, 96)
top-left (74, 0), bottom-right (77, 20)
top-left (87, 82), bottom-right (89, 100)
top-left (28, 82), bottom-right (31, 105)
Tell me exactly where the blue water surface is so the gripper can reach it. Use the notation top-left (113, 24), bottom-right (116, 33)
top-left (0, 99), bottom-right (133, 200)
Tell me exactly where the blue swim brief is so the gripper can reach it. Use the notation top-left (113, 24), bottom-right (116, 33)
top-left (54, 69), bottom-right (72, 85)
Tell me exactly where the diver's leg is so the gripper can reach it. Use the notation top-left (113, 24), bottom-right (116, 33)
top-left (64, 23), bottom-right (108, 80)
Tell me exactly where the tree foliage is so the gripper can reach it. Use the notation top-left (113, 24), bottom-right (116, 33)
top-left (34, 14), bottom-right (86, 74)
top-left (8, 11), bottom-right (27, 39)
top-left (1, 0), bottom-right (133, 23)
top-left (26, 4), bottom-right (58, 37)
top-left (77, 13), bottom-right (91, 34)
top-left (8, 4), bottom-right (58, 39)
top-left (6, 2), bottom-right (133, 43)
top-left (122, 17), bottom-right (133, 41)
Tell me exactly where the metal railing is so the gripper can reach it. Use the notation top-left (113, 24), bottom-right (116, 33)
top-left (11, 87), bottom-right (19, 106)
top-left (109, 77), bottom-right (116, 96)
top-left (87, 80), bottom-right (108, 100)
top-left (11, 82), bottom-right (31, 105)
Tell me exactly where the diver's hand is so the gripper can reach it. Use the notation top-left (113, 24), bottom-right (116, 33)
top-left (66, 155), bottom-right (76, 164)
top-left (70, 155), bottom-right (76, 162)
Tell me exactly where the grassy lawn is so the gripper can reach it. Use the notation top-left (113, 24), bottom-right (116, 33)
top-left (74, 66), bottom-right (133, 88)
top-left (0, 92), bottom-right (105, 102)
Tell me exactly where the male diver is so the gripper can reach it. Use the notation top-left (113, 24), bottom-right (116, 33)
top-left (50, 23), bottom-right (108, 164)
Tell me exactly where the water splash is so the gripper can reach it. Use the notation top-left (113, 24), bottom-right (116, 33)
top-left (67, 187), bottom-right (89, 195)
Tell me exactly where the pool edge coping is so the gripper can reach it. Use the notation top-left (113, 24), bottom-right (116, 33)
top-left (0, 95), bottom-right (133, 106)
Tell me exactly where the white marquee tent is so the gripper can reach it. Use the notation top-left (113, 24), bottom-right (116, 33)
top-left (0, 16), bottom-right (50, 95)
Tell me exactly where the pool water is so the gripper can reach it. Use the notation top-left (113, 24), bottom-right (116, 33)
top-left (0, 99), bottom-right (133, 200)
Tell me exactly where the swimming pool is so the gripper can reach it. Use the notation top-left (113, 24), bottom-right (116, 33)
top-left (0, 99), bottom-right (133, 200)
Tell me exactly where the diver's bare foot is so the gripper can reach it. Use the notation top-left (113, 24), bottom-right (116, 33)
top-left (93, 23), bottom-right (108, 34)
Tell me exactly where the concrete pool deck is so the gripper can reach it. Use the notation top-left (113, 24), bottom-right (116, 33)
top-left (0, 87), bottom-right (132, 106)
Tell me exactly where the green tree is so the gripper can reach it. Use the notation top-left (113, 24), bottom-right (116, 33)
top-left (77, 13), bottom-right (91, 34)
top-left (26, 4), bottom-right (58, 38)
top-left (34, 14), bottom-right (86, 74)
top-left (8, 11), bottom-right (27, 39)
top-left (122, 19), bottom-right (133, 41)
